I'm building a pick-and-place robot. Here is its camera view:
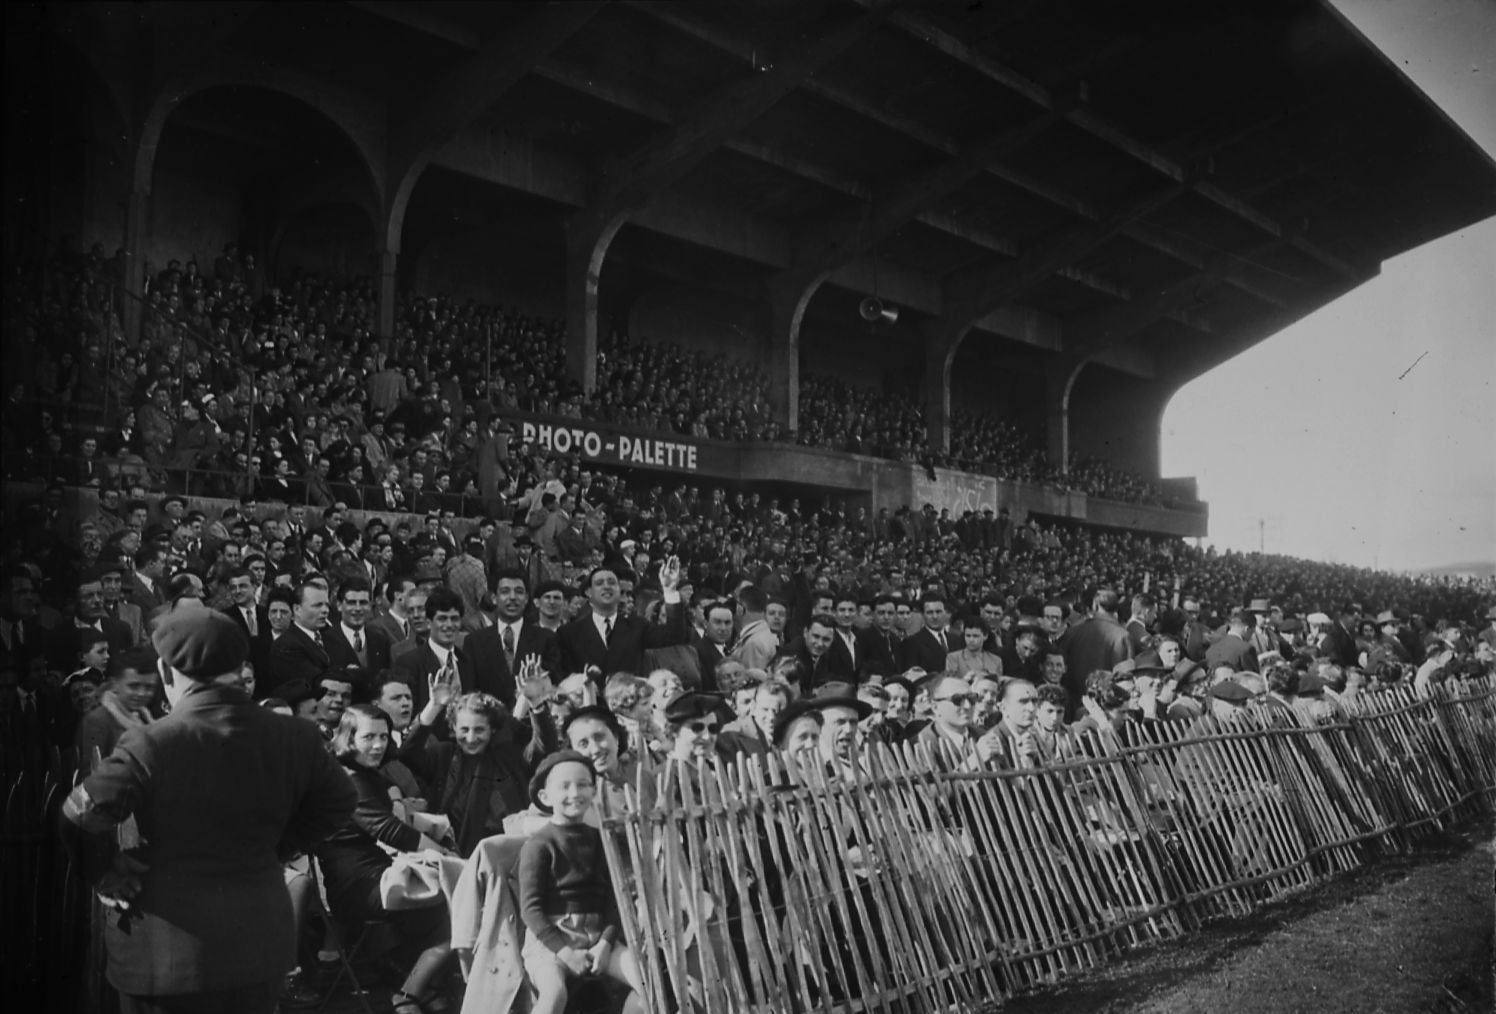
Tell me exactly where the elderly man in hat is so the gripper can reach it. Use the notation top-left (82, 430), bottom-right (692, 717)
top-left (63, 609), bottom-right (356, 1014)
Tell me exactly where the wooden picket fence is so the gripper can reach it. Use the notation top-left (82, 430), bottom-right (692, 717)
top-left (596, 679), bottom-right (1496, 1014)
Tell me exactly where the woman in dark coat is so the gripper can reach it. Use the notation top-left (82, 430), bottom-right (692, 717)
top-left (315, 704), bottom-right (456, 1014)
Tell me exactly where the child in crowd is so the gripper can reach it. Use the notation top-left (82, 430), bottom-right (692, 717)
top-left (519, 751), bottom-right (644, 1014)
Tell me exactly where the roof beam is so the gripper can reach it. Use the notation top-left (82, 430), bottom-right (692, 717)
top-left (387, 2), bottom-right (606, 168)
top-left (784, 103), bottom-right (1071, 284)
top-left (940, 178), bottom-right (1195, 336)
top-left (869, 3), bottom-right (1364, 281)
top-left (592, 3), bottom-right (893, 216)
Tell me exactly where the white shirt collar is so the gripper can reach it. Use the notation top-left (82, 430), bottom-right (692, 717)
top-left (295, 622), bottom-right (323, 642)
top-left (341, 622), bottom-right (363, 643)
top-left (428, 640), bottom-right (452, 665)
top-left (500, 618), bottom-right (523, 638)
top-left (591, 611), bottom-right (617, 642)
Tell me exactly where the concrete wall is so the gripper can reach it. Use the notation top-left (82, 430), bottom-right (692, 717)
top-left (276, 202), bottom-right (376, 283)
top-left (144, 166), bottom-right (242, 274)
top-left (409, 228), bottom-right (566, 319)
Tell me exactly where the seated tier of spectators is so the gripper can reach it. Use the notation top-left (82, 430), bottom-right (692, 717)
top-left (3, 243), bottom-right (1197, 510)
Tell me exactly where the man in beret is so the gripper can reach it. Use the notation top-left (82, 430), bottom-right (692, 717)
top-left (63, 609), bottom-right (356, 1014)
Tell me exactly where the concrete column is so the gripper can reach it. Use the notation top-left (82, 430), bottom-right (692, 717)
top-left (922, 324), bottom-right (965, 454)
top-left (564, 210), bottom-right (625, 393)
top-left (764, 277), bottom-right (817, 433)
top-left (1044, 355), bottom-right (1085, 475)
top-left (377, 247), bottom-right (397, 341)
top-left (121, 187), bottom-right (148, 344)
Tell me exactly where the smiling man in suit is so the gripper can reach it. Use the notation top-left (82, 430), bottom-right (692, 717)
top-left (267, 581), bottom-right (333, 695)
top-left (557, 556), bottom-right (687, 689)
top-left (321, 577), bottom-right (390, 685)
top-left (392, 586), bottom-right (474, 711)
top-left (463, 568), bottom-right (560, 708)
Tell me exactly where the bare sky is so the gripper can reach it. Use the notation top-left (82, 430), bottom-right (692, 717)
top-left (1162, 0), bottom-right (1496, 572)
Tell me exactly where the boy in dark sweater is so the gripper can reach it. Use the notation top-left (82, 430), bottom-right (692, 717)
top-left (519, 750), bottom-right (644, 1014)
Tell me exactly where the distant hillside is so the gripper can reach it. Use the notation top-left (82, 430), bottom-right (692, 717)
top-left (1414, 561), bottom-right (1496, 579)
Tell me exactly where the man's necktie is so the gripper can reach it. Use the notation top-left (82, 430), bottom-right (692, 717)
top-left (353, 630), bottom-right (364, 664)
top-left (15, 620), bottom-right (24, 646)
top-left (246, 608), bottom-right (258, 637)
top-left (502, 624), bottom-right (516, 666)
top-left (603, 618), bottom-right (614, 644)
top-left (314, 630), bottom-right (325, 652)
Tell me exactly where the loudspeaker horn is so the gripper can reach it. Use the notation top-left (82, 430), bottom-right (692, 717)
top-left (858, 297), bottom-right (899, 325)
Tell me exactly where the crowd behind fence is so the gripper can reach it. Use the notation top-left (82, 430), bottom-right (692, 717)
top-left (595, 679), bottom-right (1496, 1014)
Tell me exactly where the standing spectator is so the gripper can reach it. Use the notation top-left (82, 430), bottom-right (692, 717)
top-left (556, 559), bottom-right (688, 688)
top-left (1062, 588), bottom-right (1134, 713)
top-left (62, 609), bottom-right (355, 1014)
top-left (444, 536), bottom-right (488, 619)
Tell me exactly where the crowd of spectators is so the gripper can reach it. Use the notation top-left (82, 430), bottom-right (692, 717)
top-left (7, 435), bottom-right (1495, 1011)
top-left (4, 241), bottom-right (1193, 510)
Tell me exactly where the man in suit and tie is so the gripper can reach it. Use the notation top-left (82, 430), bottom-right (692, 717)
top-left (781, 613), bottom-right (838, 693)
top-left (321, 578), bottom-right (390, 687)
top-left (98, 558), bottom-right (144, 648)
top-left (369, 574), bottom-right (417, 647)
top-left (695, 600), bottom-right (737, 692)
top-left (556, 557), bottom-right (688, 690)
top-left (899, 594), bottom-right (956, 674)
top-left (393, 587), bottom-right (475, 711)
top-left (823, 593), bottom-right (862, 682)
top-left (266, 581), bottom-right (334, 695)
top-left (130, 543), bottom-right (170, 623)
top-left (857, 595), bottom-right (901, 681)
top-left (463, 568), bottom-right (560, 707)
top-left (222, 567), bottom-right (272, 682)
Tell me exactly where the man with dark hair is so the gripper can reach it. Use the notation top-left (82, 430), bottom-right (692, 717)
top-left (1205, 608), bottom-right (1260, 674)
top-left (856, 594), bottom-right (900, 681)
top-left (696, 601), bottom-right (737, 692)
top-left (898, 594), bottom-right (954, 673)
top-left (783, 613), bottom-right (838, 694)
top-left (1126, 593), bottom-right (1156, 654)
top-left (63, 609), bottom-right (355, 1014)
top-left (730, 585), bottom-right (778, 671)
top-left (1061, 588), bottom-right (1134, 716)
top-left (221, 566), bottom-right (271, 678)
top-left (556, 557), bottom-right (688, 687)
top-left (130, 543), bottom-right (170, 618)
top-left (322, 577), bottom-right (390, 681)
top-left (465, 568), bottom-right (560, 708)
top-left (369, 573), bottom-right (417, 646)
top-left (393, 586), bottom-right (474, 710)
top-left (266, 581), bottom-right (333, 694)
top-left (824, 592), bottom-right (861, 681)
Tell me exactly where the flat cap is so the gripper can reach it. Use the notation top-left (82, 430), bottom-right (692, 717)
top-left (151, 608), bottom-right (249, 679)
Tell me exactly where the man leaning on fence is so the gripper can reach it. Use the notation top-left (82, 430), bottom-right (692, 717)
top-left (61, 608), bottom-right (356, 1014)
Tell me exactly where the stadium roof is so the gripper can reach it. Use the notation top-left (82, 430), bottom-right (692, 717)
top-left (24, 0), bottom-right (1496, 398)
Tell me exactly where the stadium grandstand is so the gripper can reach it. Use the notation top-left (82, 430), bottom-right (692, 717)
top-left (5, 3), bottom-right (1496, 1014)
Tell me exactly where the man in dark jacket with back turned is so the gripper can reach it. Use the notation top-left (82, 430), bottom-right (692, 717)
top-left (64, 609), bottom-right (356, 1014)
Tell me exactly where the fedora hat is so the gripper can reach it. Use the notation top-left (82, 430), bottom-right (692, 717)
top-left (1246, 598), bottom-right (1272, 613)
top-left (1374, 610), bottom-right (1399, 627)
